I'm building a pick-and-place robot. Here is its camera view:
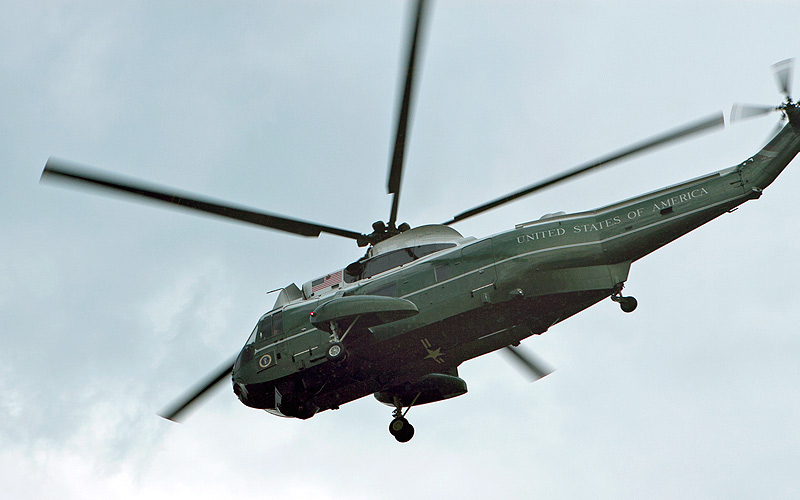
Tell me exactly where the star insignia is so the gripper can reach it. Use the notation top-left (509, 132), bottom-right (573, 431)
top-left (420, 338), bottom-right (445, 364)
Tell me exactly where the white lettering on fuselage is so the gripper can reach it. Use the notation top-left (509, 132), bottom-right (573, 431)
top-left (515, 186), bottom-right (712, 244)
top-left (516, 227), bottom-right (566, 244)
top-left (573, 216), bottom-right (622, 233)
top-left (651, 187), bottom-right (709, 212)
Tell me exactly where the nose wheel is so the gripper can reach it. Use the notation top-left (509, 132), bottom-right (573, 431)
top-left (326, 341), bottom-right (347, 362)
top-left (326, 318), bottom-right (356, 363)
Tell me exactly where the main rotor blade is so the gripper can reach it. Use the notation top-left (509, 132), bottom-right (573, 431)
top-left (503, 345), bottom-right (554, 382)
top-left (444, 111), bottom-right (725, 225)
top-left (160, 357), bottom-right (237, 422)
top-left (387, 0), bottom-right (429, 228)
top-left (42, 159), bottom-right (367, 243)
top-left (772, 58), bottom-right (794, 99)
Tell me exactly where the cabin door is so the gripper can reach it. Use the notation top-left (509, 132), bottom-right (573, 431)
top-left (461, 239), bottom-right (497, 304)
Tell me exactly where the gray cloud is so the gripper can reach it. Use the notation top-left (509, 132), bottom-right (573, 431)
top-left (2, 1), bottom-right (800, 499)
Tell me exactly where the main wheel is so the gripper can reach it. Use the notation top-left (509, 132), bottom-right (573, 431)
top-left (389, 416), bottom-right (409, 436)
top-left (326, 342), bottom-right (347, 362)
top-left (395, 423), bottom-right (415, 443)
top-left (619, 296), bottom-right (638, 313)
top-left (389, 417), bottom-right (414, 442)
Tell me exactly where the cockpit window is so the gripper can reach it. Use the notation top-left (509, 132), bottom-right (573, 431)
top-left (272, 312), bottom-right (284, 337)
top-left (344, 243), bottom-right (456, 282)
top-left (257, 315), bottom-right (272, 342)
top-left (245, 324), bottom-right (258, 346)
top-left (256, 311), bottom-right (284, 342)
top-left (250, 311), bottom-right (286, 344)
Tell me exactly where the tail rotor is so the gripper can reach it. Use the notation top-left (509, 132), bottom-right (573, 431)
top-left (773, 58), bottom-right (794, 103)
top-left (731, 58), bottom-right (797, 141)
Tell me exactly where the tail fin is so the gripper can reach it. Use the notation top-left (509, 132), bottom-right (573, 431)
top-left (739, 110), bottom-right (800, 191)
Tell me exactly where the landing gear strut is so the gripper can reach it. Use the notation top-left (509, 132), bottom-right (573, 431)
top-left (611, 284), bottom-right (637, 313)
top-left (326, 317), bottom-right (359, 363)
top-left (389, 394), bottom-right (419, 443)
top-left (611, 291), bottom-right (638, 313)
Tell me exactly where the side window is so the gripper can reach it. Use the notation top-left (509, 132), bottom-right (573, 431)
top-left (257, 315), bottom-right (272, 342)
top-left (363, 250), bottom-right (414, 279)
top-left (434, 263), bottom-right (451, 282)
top-left (348, 243), bottom-right (457, 282)
top-left (272, 312), bottom-right (284, 337)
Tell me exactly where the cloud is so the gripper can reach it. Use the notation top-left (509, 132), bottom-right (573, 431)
top-left (3, 2), bottom-right (800, 499)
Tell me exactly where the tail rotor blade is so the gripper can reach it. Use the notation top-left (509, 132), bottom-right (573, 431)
top-left (731, 103), bottom-right (776, 122)
top-left (503, 345), bottom-right (554, 382)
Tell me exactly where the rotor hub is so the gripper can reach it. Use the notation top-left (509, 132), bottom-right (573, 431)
top-left (361, 220), bottom-right (412, 246)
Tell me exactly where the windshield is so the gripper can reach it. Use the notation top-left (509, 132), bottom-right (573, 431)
top-left (244, 323), bottom-right (258, 346)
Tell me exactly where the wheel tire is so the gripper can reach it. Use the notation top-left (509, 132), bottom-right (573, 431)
top-left (326, 342), bottom-right (346, 362)
top-left (620, 296), bottom-right (638, 313)
top-left (395, 423), bottom-right (415, 443)
top-left (389, 417), bottom-right (408, 436)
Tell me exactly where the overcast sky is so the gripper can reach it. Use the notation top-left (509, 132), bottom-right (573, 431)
top-left (3, 1), bottom-right (800, 499)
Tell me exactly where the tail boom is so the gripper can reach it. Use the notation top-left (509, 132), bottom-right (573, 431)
top-left (502, 119), bottom-right (800, 274)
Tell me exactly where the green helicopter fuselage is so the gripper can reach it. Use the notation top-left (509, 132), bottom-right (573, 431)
top-left (231, 112), bottom-right (800, 419)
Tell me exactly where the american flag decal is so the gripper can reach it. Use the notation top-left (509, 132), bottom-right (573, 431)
top-left (311, 270), bottom-right (343, 293)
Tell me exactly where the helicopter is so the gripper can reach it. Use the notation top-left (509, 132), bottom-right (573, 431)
top-left (41, 0), bottom-right (800, 443)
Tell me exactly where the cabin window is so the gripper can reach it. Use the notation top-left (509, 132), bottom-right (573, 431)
top-left (346, 243), bottom-right (457, 282)
top-left (362, 250), bottom-right (413, 278)
top-left (434, 263), bottom-right (451, 282)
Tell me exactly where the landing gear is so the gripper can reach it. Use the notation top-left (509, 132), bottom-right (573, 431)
top-left (611, 292), bottom-right (638, 313)
top-left (389, 416), bottom-right (415, 443)
top-left (388, 394), bottom-right (419, 443)
top-left (326, 341), bottom-right (347, 362)
top-left (326, 320), bottom-right (354, 363)
top-left (611, 284), bottom-right (637, 313)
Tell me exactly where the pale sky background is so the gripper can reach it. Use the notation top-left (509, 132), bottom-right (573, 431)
top-left (2, 1), bottom-right (800, 499)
